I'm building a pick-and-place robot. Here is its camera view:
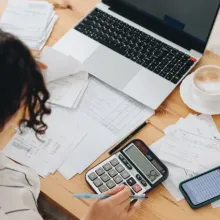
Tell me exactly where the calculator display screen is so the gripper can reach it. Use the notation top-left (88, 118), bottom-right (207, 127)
top-left (181, 169), bottom-right (220, 205)
top-left (125, 145), bottom-right (161, 183)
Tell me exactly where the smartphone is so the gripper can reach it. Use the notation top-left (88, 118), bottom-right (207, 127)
top-left (179, 166), bottom-right (220, 209)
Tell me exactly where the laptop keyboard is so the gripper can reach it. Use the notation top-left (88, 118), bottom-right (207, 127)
top-left (75, 8), bottom-right (197, 84)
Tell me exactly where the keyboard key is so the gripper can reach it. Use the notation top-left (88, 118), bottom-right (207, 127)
top-left (116, 164), bottom-right (125, 173)
top-left (186, 60), bottom-right (195, 66)
top-left (108, 169), bottom-right (118, 178)
top-left (101, 173), bottom-right (110, 182)
top-left (121, 170), bottom-right (130, 179)
top-left (165, 73), bottom-right (174, 81)
top-left (103, 163), bottom-right (112, 171)
top-left (94, 178), bottom-right (103, 187)
top-left (154, 67), bottom-right (162, 74)
top-left (171, 75), bottom-right (183, 84)
top-left (99, 185), bottom-right (108, 193)
top-left (95, 167), bottom-right (105, 176)
top-left (132, 184), bottom-right (142, 193)
top-left (114, 175), bottom-right (123, 184)
top-left (127, 177), bottom-right (136, 186)
top-left (106, 180), bottom-right (116, 189)
top-left (110, 158), bottom-right (119, 166)
top-left (88, 172), bottom-right (98, 181)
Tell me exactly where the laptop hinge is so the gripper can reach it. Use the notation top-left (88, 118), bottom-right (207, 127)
top-left (190, 50), bottom-right (203, 59)
top-left (97, 2), bottom-right (110, 10)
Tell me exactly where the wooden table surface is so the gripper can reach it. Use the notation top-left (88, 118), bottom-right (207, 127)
top-left (1, 0), bottom-right (220, 219)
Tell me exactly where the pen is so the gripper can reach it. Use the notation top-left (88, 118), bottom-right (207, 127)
top-left (109, 121), bottom-right (148, 155)
top-left (73, 193), bottom-right (148, 199)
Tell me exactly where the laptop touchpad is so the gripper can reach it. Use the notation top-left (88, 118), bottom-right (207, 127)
top-left (84, 46), bottom-right (141, 90)
top-left (53, 29), bottom-right (100, 63)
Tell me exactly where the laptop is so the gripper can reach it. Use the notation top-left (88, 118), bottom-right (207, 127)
top-left (56, 0), bottom-right (220, 110)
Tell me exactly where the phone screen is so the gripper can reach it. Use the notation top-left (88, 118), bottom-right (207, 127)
top-left (181, 168), bottom-right (220, 206)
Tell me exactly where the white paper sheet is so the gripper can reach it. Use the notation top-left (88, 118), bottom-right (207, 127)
top-left (0, 0), bottom-right (58, 50)
top-left (151, 114), bottom-right (220, 207)
top-left (3, 105), bottom-right (87, 177)
top-left (47, 71), bottom-right (88, 108)
top-left (40, 46), bottom-right (83, 83)
top-left (212, 200), bottom-right (220, 208)
top-left (59, 77), bottom-right (154, 179)
top-left (154, 115), bottom-right (220, 173)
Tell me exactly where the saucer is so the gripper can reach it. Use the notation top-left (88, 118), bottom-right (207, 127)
top-left (180, 73), bottom-right (220, 115)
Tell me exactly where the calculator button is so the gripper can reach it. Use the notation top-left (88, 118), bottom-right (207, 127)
top-left (98, 184), bottom-right (108, 193)
top-left (127, 177), bottom-right (136, 186)
top-left (94, 178), bottom-right (103, 187)
top-left (106, 180), bottom-right (116, 189)
top-left (125, 163), bottom-right (133, 170)
top-left (121, 170), bottom-right (130, 179)
top-left (95, 167), bottom-right (105, 176)
top-left (115, 164), bottom-right (125, 173)
top-left (101, 173), bottom-right (110, 182)
top-left (136, 174), bottom-right (142, 181)
top-left (110, 158), bottom-right (119, 166)
top-left (108, 169), bottom-right (118, 178)
top-left (88, 172), bottom-right (98, 181)
top-left (132, 184), bottom-right (142, 193)
top-left (113, 175), bottom-right (123, 184)
top-left (103, 163), bottom-right (112, 171)
top-left (119, 154), bottom-right (124, 160)
top-left (141, 179), bottom-right (147, 187)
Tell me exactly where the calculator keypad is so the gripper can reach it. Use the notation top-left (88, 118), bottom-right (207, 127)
top-left (87, 155), bottom-right (152, 196)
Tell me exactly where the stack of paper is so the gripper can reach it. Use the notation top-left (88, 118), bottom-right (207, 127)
top-left (0, 0), bottom-right (58, 50)
top-left (40, 46), bottom-right (88, 108)
top-left (58, 77), bottom-right (154, 179)
top-left (2, 75), bottom-right (154, 179)
top-left (151, 114), bottom-right (220, 208)
top-left (3, 106), bottom-right (87, 178)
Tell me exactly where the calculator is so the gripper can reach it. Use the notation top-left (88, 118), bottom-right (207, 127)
top-left (86, 139), bottom-right (169, 196)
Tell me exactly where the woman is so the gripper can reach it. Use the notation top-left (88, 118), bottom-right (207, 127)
top-left (0, 30), bottom-right (143, 219)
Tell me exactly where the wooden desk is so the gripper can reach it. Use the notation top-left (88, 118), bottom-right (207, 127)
top-left (1, 1), bottom-right (220, 219)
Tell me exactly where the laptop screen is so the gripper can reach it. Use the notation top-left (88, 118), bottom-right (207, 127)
top-left (108, 0), bottom-right (219, 53)
top-left (122, 0), bottom-right (219, 44)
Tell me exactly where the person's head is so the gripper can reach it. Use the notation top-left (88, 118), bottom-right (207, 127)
top-left (0, 30), bottom-right (51, 135)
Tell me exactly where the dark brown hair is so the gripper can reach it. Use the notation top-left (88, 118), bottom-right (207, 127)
top-left (0, 30), bottom-right (51, 134)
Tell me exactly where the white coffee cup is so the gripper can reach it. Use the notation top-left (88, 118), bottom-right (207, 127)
top-left (192, 65), bottom-right (220, 106)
